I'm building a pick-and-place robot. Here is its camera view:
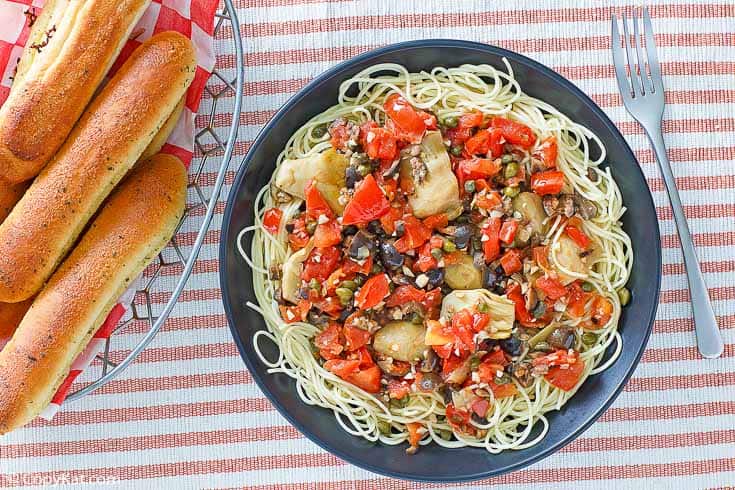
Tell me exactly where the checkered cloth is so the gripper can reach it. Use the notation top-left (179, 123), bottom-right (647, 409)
top-left (1, 0), bottom-right (734, 488)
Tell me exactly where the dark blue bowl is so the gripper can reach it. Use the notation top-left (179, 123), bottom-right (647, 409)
top-left (220, 40), bottom-right (661, 482)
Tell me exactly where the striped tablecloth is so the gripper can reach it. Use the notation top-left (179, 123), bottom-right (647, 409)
top-left (1, 0), bottom-right (734, 488)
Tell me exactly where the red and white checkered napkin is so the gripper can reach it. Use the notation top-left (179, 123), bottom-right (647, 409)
top-left (0, 0), bottom-right (219, 418)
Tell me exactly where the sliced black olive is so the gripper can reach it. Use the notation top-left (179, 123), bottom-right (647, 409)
top-left (471, 412), bottom-right (488, 425)
top-left (482, 267), bottom-right (498, 289)
top-left (284, 222), bottom-right (295, 233)
top-left (348, 230), bottom-right (375, 260)
top-left (379, 241), bottom-right (404, 269)
top-left (548, 327), bottom-right (576, 350)
top-left (452, 224), bottom-right (472, 250)
top-left (426, 268), bottom-right (444, 288)
top-left (478, 338), bottom-right (498, 352)
top-left (342, 224), bottom-right (358, 236)
top-left (500, 336), bottom-right (522, 357)
top-left (420, 349), bottom-right (440, 372)
top-left (368, 220), bottom-right (385, 236)
top-left (417, 372), bottom-right (443, 392)
top-left (345, 166), bottom-right (361, 189)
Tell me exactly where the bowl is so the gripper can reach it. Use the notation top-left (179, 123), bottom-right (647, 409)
top-left (220, 39), bottom-right (661, 482)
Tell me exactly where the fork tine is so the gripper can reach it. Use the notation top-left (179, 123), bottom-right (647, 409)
top-left (611, 15), bottom-right (632, 102)
top-left (643, 7), bottom-right (663, 93)
top-left (621, 13), bottom-right (643, 98)
top-left (631, 9), bottom-right (649, 94)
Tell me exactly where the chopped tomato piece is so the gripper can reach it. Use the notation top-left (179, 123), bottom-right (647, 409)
top-left (346, 365), bottom-right (382, 393)
top-left (532, 349), bottom-right (579, 368)
top-left (394, 216), bottom-right (431, 253)
top-left (530, 170), bottom-right (565, 196)
top-left (304, 180), bottom-right (334, 219)
top-left (491, 117), bottom-right (537, 148)
top-left (328, 119), bottom-right (352, 150)
top-left (413, 242), bottom-right (438, 273)
top-left (499, 249), bottom-right (522, 275)
top-left (313, 219), bottom-right (342, 247)
top-left (386, 285), bottom-right (426, 307)
top-left (458, 158), bottom-right (502, 180)
top-left (354, 273), bottom-right (390, 310)
top-left (388, 379), bottom-right (411, 400)
top-left (343, 325), bottom-right (371, 351)
top-left (419, 111), bottom-right (437, 129)
top-left (315, 323), bottom-right (344, 358)
top-left (342, 255), bottom-right (372, 275)
top-left (545, 356), bottom-right (586, 391)
top-left (586, 295), bottom-right (613, 329)
top-left (384, 93), bottom-right (427, 143)
top-left (506, 283), bottom-right (537, 327)
top-left (423, 213), bottom-right (448, 230)
top-left (535, 275), bottom-right (567, 300)
top-left (533, 245), bottom-right (551, 270)
top-left (483, 348), bottom-right (509, 366)
top-left (314, 296), bottom-right (343, 317)
top-left (379, 205), bottom-right (403, 235)
top-left (350, 345), bottom-right (375, 369)
top-left (534, 136), bottom-right (558, 168)
top-left (263, 208), bottom-right (283, 235)
top-left (421, 288), bottom-right (442, 318)
top-left (565, 222), bottom-right (591, 249)
top-left (325, 268), bottom-right (345, 295)
top-left (488, 380), bottom-right (519, 399)
top-left (471, 398), bottom-right (490, 418)
top-left (302, 247), bottom-right (341, 282)
top-left (481, 217), bottom-right (501, 262)
top-left (471, 312), bottom-right (490, 332)
top-left (458, 111), bottom-right (484, 129)
top-left (445, 403), bottom-right (475, 435)
top-left (566, 282), bottom-right (590, 318)
top-left (361, 123), bottom-right (398, 161)
top-left (477, 359), bottom-right (505, 384)
top-left (406, 422), bottom-right (423, 451)
top-left (445, 126), bottom-right (473, 146)
top-left (499, 220), bottom-right (519, 244)
top-left (425, 319), bottom-right (454, 347)
top-left (287, 216), bottom-right (310, 251)
top-left (342, 174), bottom-right (390, 226)
top-left (279, 299), bottom-right (311, 324)
top-left (474, 189), bottom-right (502, 211)
top-left (324, 359), bottom-right (359, 377)
top-left (464, 128), bottom-right (504, 158)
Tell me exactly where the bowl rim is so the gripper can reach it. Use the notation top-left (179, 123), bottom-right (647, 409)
top-left (219, 38), bottom-right (662, 482)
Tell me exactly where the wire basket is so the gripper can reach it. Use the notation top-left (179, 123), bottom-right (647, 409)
top-left (66, 0), bottom-right (244, 401)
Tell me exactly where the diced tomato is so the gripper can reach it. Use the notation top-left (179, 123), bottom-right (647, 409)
top-left (433, 343), bottom-right (454, 360)
top-left (532, 349), bottom-right (579, 368)
top-left (325, 268), bottom-right (345, 295)
top-left (566, 282), bottom-right (590, 318)
top-left (314, 296), bottom-right (343, 317)
top-left (419, 111), bottom-right (437, 129)
top-left (425, 319), bottom-right (454, 348)
top-left (413, 242), bottom-right (438, 273)
top-left (328, 120), bottom-right (352, 150)
top-left (384, 93), bottom-right (427, 143)
top-left (458, 158), bottom-right (502, 180)
top-left (315, 323), bottom-right (344, 358)
top-left (324, 359), bottom-right (359, 377)
top-left (421, 288), bottom-right (442, 318)
top-left (406, 422), bottom-right (423, 451)
top-left (565, 222), bottom-right (591, 249)
top-left (441, 251), bottom-right (465, 265)
top-left (458, 111), bottom-right (484, 129)
top-left (441, 354), bottom-right (467, 378)
top-left (354, 273), bottom-right (390, 310)
top-left (533, 245), bottom-right (551, 270)
top-left (534, 136), bottom-right (558, 168)
top-left (361, 123), bottom-right (399, 161)
top-left (477, 359), bottom-right (505, 384)
top-left (499, 249), bottom-right (522, 275)
top-left (287, 216), bottom-right (310, 251)
top-left (279, 299), bottom-right (311, 324)
top-left (304, 180), bottom-right (334, 219)
top-left (483, 348), bottom-right (509, 367)
top-left (488, 380), bottom-right (519, 399)
top-left (263, 208), bottom-right (283, 235)
top-left (313, 219), bottom-right (342, 247)
top-left (490, 117), bottom-right (537, 148)
top-left (445, 126), bottom-right (474, 146)
top-left (342, 174), bottom-right (390, 226)
top-left (394, 216), bottom-right (431, 253)
top-left (506, 283), bottom-right (537, 327)
top-left (481, 217), bottom-right (501, 262)
top-left (386, 285), bottom-right (426, 307)
top-left (445, 403), bottom-right (475, 435)
top-left (423, 213), bottom-right (448, 230)
top-left (535, 275), bottom-right (567, 300)
top-left (545, 356), bottom-right (586, 391)
top-left (343, 325), bottom-right (371, 351)
top-left (586, 295), bottom-right (613, 329)
top-left (346, 365), bottom-right (382, 393)
top-left (388, 379), bottom-right (411, 400)
top-left (350, 345), bottom-right (375, 369)
top-left (471, 312), bottom-right (490, 332)
top-left (471, 398), bottom-right (490, 418)
top-left (379, 205), bottom-right (403, 235)
top-left (474, 190), bottom-right (502, 211)
top-left (450, 309), bottom-right (476, 353)
top-left (464, 128), bottom-right (504, 158)
top-left (302, 247), bottom-right (341, 282)
top-left (530, 170), bottom-right (565, 196)
top-left (499, 220), bottom-right (519, 244)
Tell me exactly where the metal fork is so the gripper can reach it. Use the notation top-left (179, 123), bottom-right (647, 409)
top-left (611, 7), bottom-right (723, 358)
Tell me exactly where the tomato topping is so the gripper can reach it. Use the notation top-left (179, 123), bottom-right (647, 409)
top-left (565, 222), bottom-right (591, 249)
top-left (499, 219), bottom-right (518, 244)
top-left (342, 174), bottom-right (391, 226)
top-left (566, 282), bottom-right (590, 318)
top-left (425, 319), bottom-right (454, 349)
top-left (354, 273), bottom-right (390, 310)
top-left (350, 345), bottom-right (375, 369)
top-left (532, 245), bottom-right (551, 270)
top-left (535, 275), bottom-right (567, 300)
top-left (530, 170), bottom-right (565, 196)
top-left (445, 126), bottom-right (474, 146)
top-left (384, 93), bottom-right (427, 143)
top-left (471, 311), bottom-right (490, 332)
top-left (449, 309), bottom-right (476, 353)
top-left (423, 213), bottom-right (448, 230)
top-left (343, 325), bottom-right (371, 351)
top-left (506, 282), bottom-right (537, 327)
top-left (313, 296), bottom-right (343, 317)
top-left (474, 189), bottom-right (503, 211)
top-left (413, 242), bottom-right (438, 273)
top-left (477, 360), bottom-right (505, 384)
top-left (394, 216), bottom-right (432, 253)
top-left (406, 422), bottom-right (423, 450)
top-left (488, 381), bottom-right (519, 399)
top-left (346, 365), bottom-right (382, 393)
top-left (388, 379), bottom-right (411, 400)
top-left (302, 247), bottom-right (341, 282)
top-left (532, 349), bottom-right (579, 368)
top-left (315, 323), bottom-right (344, 358)
top-left (279, 299), bottom-right (311, 324)
top-left (586, 295), bottom-right (613, 329)
top-left (342, 255), bottom-right (372, 275)
top-left (545, 356), bottom-right (586, 391)
top-left (464, 128), bottom-right (504, 158)
top-left (379, 205), bottom-right (403, 235)
top-left (263, 208), bottom-right (283, 235)
top-left (534, 135), bottom-right (558, 168)
top-left (385, 285), bottom-right (425, 307)
top-left (361, 124), bottom-right (399, 161)
top-left (457, 158), bottom-right (502, 181)
top-left (287, 216), bottom-right (310, 251)
top-left (421, 288), bottom-right (442, 318)
top-left (499, 249), bottom-right (522, 275)
top-left (471, 398), bottom-right (490, 418)
top-left (324, 359), bottom-right (359, 377)
top-left (445, 403), bottom-right (475, 435)
top-left (481, 217), bottom-right (501, 262)
top-left (490, 117), bottom-right (537, 148)
top-left (304, 180), bottom-right (334, 219)
top-left (458, 111), bottom-right (484, 129)
top-left (328, 120), bottom-right (352, 150)
top-left (313, 219), bottom-right (342, 247)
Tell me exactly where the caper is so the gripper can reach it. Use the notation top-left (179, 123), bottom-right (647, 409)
top-left (305, 219), bottom-right (317, 234)
top-left (501, 154), bottom-right (514, 164)
top-left (617, 287), bottom-right (631, 306)
top-left (442, 239), bottom-right (457, 253)
top-left (335, 287), bottom-right (354, 306)
top-left (430, 247), bottom-right (443, 260)
top-left (377, 420), bottom-right (392, 435)
top-left (504, 161), bottom-right (519, 179)
top-left (503, 186), bottom-right (520, 198)
top-left (442, 116), bottom-right (459, 128)
top-left (313, 125), bottom-right (328, 138)
top-left (309, 278), bottom-right (320, 291)
top-left (341, 280), bottom-right (358, 291)
top-left (582, 332), bottom-right (597, 346)
top-left (477, 302), bottom-right (490, 313)
top-left (464, 180), bottom-right (476, 193)
top-left (581, 281), bottom-right (594, 292)
top-left (450, 145), bottom-right (463, 156)
top-left (357, 163), bottom-right (372, 177)
top-left (353, 275), bottom-right (364, 286)
top-left (469, 355), bottom-right (482, 370)
top-left (494, 373), bottom-right (511, 385)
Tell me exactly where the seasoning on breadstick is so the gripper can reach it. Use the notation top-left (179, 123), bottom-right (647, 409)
top-left (139, 97), bottom-right (186, 163)
top-left (0, 153), bottom-right (187, 434)
top-left (0, 31), bottom-right (195, 303)
top-left (0, 0), bottom-right (151, 184)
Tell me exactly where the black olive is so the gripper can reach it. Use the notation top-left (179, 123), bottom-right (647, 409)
top-left (379, 241), bottom-right (404, 269)
top-left (500, 336), bottom-right (522, 356)
top-left (482, 267), bottom-right (498, 289)
top-left (426, 268), bottom-right (444, 288)
top-left (367, 220), bottom-right (385, 236)
top-left (453, 225), bottom-right (472, 249)
top-left (478, 338), bottom-right (498, 351)
top-left (548, 327), bottom-right (576, 350)
top-left (348, 230), bottom-right (375, 260)
top-left (471, 412), bottom-right (488, 425)
top-left (345, 166), bottom-right (361, 189)
top-left (417, 372), bottom-right (443, 392)
top-left (284, 223), bottom-right (295, 233)
top-left (342, 224), bottom-right (358, 236)
top-left (440, 385), bottom-right (454, 405)
top-left (337, 308), bottom-right (355, 322)
top-left (495, 265), bottom-right (505, 276)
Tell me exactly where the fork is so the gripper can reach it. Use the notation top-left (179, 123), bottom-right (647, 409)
top-left (611, 7), bottom-right (723, 358)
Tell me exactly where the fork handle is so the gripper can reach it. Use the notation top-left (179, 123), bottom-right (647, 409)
top-left (646, 126), bottom-right (723, 358)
